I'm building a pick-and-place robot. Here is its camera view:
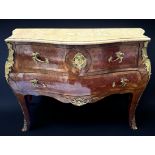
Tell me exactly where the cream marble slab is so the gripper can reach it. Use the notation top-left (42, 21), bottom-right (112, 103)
top-left (5, 28), bottom-right (150, 45)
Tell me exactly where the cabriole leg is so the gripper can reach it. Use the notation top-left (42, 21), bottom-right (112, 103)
top-left (128, 90), bottom-right (143, 130)
top-left (15, 93), bottom-right (31, 132)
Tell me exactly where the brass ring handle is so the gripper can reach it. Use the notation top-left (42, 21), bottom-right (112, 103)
top-left (108, 51), bottom-right (124, 63)
top-left (32, 52), bottom-right (49, 64)
top-left (30, 79), bottom-right (46, 88)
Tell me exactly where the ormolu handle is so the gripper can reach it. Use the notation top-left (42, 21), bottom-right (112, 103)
top-left (30, 79), bottom-right (46, 88)
top-left (112, 82), bottom-right (116, 88)
top-left (108, 51), bottom-right (124, 63)
top-left (120, 78), bottom-right (129, 87)
top-left (111, 78), bottom-right (129, 88)
top-left (32, 52), bottom-right (49, 64)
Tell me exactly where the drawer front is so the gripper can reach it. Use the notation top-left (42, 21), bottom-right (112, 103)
top-left (14, 43), bottom-right (68, 73)
top-left (87, 42), bottom-right (139, 72)
top-left (9, 71), bottom-right (142, 96)
top-left (13, 42), bottom-right (139, 74)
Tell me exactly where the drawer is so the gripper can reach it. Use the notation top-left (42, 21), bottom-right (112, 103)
top-left (9, 71), bottom-right (142, 96)
top-left (13, 42), bottom-right (139, 75)
top-left (14, 43), bottom-right (68, 73)
top-left (87, 42), bottom-right (139, 72)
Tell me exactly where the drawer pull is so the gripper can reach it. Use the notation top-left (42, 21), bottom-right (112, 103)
top-left (32, 52), bottom-right (49, 64)
top-left (30, 79), bottom-right (46, 88)
top-left (112, 82), bottom-right (116, 88)
top-left (120, 78), bottom-right (129, 87)
top-left (108, 51), bottom-right (124, 63)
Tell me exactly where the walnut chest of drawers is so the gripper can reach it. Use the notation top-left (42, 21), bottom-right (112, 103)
top-left (5, 28), bottom-right (151, 131)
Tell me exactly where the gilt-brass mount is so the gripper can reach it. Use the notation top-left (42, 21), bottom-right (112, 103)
top-left (72, 52), bottom-right (87, 70)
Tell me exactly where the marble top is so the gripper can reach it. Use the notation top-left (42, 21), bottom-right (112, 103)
top-left (5, 28), bottom-right (150, 45)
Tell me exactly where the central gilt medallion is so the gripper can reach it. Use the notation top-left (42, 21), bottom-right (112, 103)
top-left (72, 52), bottom-right (87, 70)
